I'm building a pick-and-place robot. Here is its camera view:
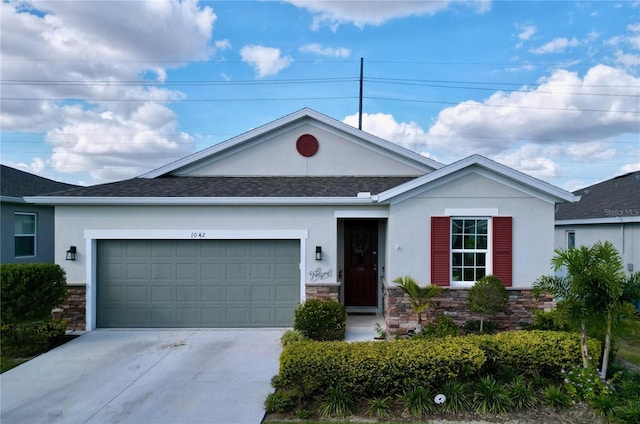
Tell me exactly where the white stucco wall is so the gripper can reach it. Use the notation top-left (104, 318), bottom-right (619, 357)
top-left (554, 222), bottom-right (639, 275)
top-left (385, 172), bottom-right (556, 287)
top-left (54, 204), bottom-right (386, 286)
top-left (178, 122), bottom-right (428, 177)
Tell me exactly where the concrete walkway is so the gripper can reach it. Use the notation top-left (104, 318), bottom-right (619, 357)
top-left (0, 329), bottom-right (284, 424)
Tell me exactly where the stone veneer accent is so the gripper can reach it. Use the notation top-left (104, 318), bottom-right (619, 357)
top-left (383, 281), bottom-right (555, 335)
top-left (52, 285), bottom-right (86, 331)
top-left (305, 283), bottom-right (340, 302)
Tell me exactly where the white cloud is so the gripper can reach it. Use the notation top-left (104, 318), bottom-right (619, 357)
top-left (285, 0), bottom-right (489, 30)
top-left (620, 162), bottom-right (640, 174)
top-left (564, 141), bottom-right (616, 161)
top-left (530, 37), bottom-right (580, 54)
top-left (493, 144), bottom-right (560, 179)
top-left (299, 43), bottom-right (351, 58)
top-left (0, 0), bottom-right (216, 182)
top-left (215, 39), bottom-right (232, 50)
top-left (240, 45), bottom-right (293, 78)
top-left (46, 103), bottom-right (194, 183)
top-left (427, 65), bottom-right (639, 156)
top-left (343, 112), bottom-right (430, 151)
top-left (516, 24), bottom-right (537, 41)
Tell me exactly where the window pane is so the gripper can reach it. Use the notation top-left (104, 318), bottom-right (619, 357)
top-left (464, 252), bottom-right (475, 266)
top-left (463, 268), bottom-right (475, 282)
top-left (15, 214), bottom-right (35, 235)
top-left (452, 220), bottom-right (463, 234)
top-left (464, 220), bottom-right (476, 234)
top-left (476, 268), bottom-right (486, 280)
top-left (477, 220), bottom-right (488, 234)
top-left (567, 232), bottom-right (575, 249)
top-left (464, 235), bottom-right (476, 249)
top-left (452, 234), bottom-right (462, 249)
top-left (477, 236), bottom-right (487, 249)
top-left (452, 253), bottom-right (462, 266)
top-left (15, 236), bottom-right (35, 256)
top-left (452, 268), bottom-right (462, 281)
top-left (476, 253), bottom-right (486, 266)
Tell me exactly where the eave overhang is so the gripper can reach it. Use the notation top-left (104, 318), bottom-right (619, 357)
top-left (24, 196), bottom-right (379, 206)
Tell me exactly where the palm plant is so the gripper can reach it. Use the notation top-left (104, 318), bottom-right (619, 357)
top-left (535, 241), bottom-right (640, 376)
top-left (393, 275), bottom-right (444, 333)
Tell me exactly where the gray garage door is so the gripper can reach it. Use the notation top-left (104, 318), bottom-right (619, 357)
top-left (96, 239), bottom-right (300, 328)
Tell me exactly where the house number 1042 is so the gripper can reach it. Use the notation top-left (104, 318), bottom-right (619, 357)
top-left (190, 232), bottom-right (206, 239)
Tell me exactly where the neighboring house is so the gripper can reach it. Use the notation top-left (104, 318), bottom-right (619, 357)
top-left (27, 108), bottom-right (573, 332)
top-left (1, 165), bottom-right (77, 264)
top-left (555, 171), bottom-right (640, 275)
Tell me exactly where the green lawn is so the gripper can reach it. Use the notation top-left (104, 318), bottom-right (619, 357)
top-left (617, 331), bottom-right (640, 367)
top-left (0, 356), bottom-right (30, 373)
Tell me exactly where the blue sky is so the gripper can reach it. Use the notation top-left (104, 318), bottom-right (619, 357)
top-left (1, 0), bottom-right (638, 191)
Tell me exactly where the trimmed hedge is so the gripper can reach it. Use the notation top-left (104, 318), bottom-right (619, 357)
top-left (278, 337), bottom-right (486, 399)
top-left (467, 330), bottom-right (601, 378)
top-left (276, 330), bottom-right (599, 402)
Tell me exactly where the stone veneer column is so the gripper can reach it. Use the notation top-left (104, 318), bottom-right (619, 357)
top-left (383, 282), bottom-right (555, 335)
top-left (52, 285), bottom-right (86, 331)
top-left (305, 282), bottom-right (341, 302)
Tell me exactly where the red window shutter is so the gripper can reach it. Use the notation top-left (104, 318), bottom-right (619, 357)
top-left (431, 217), bottom-right (450, 286)
top-left (493, 216), bottom-right (512, 287)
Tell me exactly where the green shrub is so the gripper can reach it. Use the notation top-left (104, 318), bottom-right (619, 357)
top-left (523, 309), bottom-right (569, 331)
top-left (319, 385), bottom-right (352, 417)
top-left (293, 298), bottom-right (346, 341)
top-left (508, 375), bottom-right (537, 410)
top-left (563, 364), bottom-right (614, 401)
top-left (402, 386), bottom-right (435, 418)
top-left (467, 275), bottom-right (509, 333)
top-left (366, 397), bottom-right (391, 419)
top-left (277, 337), bottom-right (486, 399)
top-left (264, 390), bottom-right (297, 413)
top-left (280, 329), bottom-right (307, 347)
top-left (542, 385), bottom-right (572, 411)
top-left (417, 315), bottom-right (460, 338)
top-left (468, 330), bottom-right (601, 379)
top-left (473, 375), bottom-right (513, 414)
top-left (1, 263), bottom-right (67, 324)
top-left (441, 380), bottom-right (471, 413)
top-left (1, 319), bottom-right (67, 357)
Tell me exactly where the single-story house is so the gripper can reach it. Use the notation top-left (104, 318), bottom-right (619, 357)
top-left (555, 171), bottom-right (639, 274)
top-left (27, 108), bottom-right (571, 332)
top-left (1, 164), bottom-right (77, 264)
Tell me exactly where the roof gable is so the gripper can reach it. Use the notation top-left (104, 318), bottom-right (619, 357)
top-left (377, 154), bottom-right (576, 205)
top-left (141, 108), bottom-right (442, 179)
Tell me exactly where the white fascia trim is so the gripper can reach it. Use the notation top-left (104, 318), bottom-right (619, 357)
top-left (378, 154), bottom-right (576, 204)
top-left (84, 229), bottom-right (309, 240)
top-left (556, 217), bottom-right (640, 225)
top-left (25, 196), bottom-right (376, 206)
top-left (334, 209), bottom-right (389, 218)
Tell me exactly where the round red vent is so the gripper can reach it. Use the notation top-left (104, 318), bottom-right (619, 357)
top-left (296, 134), bottom-right (319, 157)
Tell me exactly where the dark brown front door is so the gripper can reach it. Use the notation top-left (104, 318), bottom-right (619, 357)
top-left (344, 220), bottom-right (378, 307)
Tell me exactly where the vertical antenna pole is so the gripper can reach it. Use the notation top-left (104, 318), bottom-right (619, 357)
top-left (359, 57), bottom-right (363, 130)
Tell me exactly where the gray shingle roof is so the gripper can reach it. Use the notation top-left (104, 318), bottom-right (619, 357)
top-left (1, 165), bottom-right (78, 198)
top-left (40, 176), bottom-right (418, 198)
top-left (555, 171), bottom-right (640, 220)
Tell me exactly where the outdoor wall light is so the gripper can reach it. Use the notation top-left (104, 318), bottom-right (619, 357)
top-left (66, 246), bottom-right (77, 261)
top-left (315, 246), bottom-right (322, 261)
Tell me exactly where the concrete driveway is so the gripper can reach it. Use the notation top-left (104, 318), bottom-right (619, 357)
top-left (0, 329), bottom-right (284, 424)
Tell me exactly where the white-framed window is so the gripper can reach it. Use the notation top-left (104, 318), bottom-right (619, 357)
top-left (566, 230), bottom-right (576, 249)
top-left (15, 212), bottom-right (36, 257)
top-left (451, 217), bottom-right (490, 284)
